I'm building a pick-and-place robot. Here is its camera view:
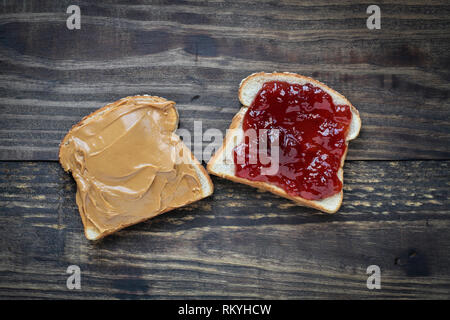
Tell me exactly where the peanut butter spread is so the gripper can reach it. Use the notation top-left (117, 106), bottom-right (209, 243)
top-left (59, 96), bottom-right (204, 239)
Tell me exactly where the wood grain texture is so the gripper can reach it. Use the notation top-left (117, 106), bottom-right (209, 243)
top-left (0, 161), bottom-right (449, 299)
top-left (0, 0), bottom-right (449, 160)
top-left (1, 0), bottom-right (450, 300)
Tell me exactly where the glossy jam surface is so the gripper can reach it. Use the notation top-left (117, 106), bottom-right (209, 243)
top-left (234, 81), bottom-right (352, 200)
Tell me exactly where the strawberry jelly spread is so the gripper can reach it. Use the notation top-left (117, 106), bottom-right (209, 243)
top-left (233, 80), bottom-right (352, 200)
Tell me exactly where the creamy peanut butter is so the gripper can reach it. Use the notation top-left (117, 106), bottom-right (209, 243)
top-left (59, 96), bottom-right (205, 239)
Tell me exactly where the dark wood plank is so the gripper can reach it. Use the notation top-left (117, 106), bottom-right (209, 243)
top-left (0, 160), bottom-right (449, 299)
top-left (0, 1), bottom-right (449, 160)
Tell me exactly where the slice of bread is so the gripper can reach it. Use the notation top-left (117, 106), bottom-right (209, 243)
top-left (59, 95), bottom-right (213, 240)
top-left (207, 72), bottom-right (361, 213)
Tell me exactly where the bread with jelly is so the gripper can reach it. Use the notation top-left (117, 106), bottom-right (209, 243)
top-left (207, 72), bottom-right (361, 213)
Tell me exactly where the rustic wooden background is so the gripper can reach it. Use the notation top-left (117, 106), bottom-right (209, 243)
top-left (0, 0), bottom-right (449, 299)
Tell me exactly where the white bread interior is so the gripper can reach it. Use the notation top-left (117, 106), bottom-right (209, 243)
top-left (207, 72), bottom-right (361, 213)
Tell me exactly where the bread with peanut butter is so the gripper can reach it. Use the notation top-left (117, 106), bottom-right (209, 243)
top-left (59, 96), bottom-right (213, 240)
top-left (207, 72), bottom-right (361, 213)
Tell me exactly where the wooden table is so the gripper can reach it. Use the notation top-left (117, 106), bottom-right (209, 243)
top-left (1, 0), bottom-right (449, 299)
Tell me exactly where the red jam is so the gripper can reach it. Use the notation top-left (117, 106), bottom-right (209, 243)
top-left (233, 81), bottom-right (352, 200)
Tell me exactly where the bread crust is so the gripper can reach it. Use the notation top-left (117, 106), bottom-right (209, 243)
top-left (59, 95), bottom-right (213, 240)
top-left (208, 72), bottom-right (361, 213)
